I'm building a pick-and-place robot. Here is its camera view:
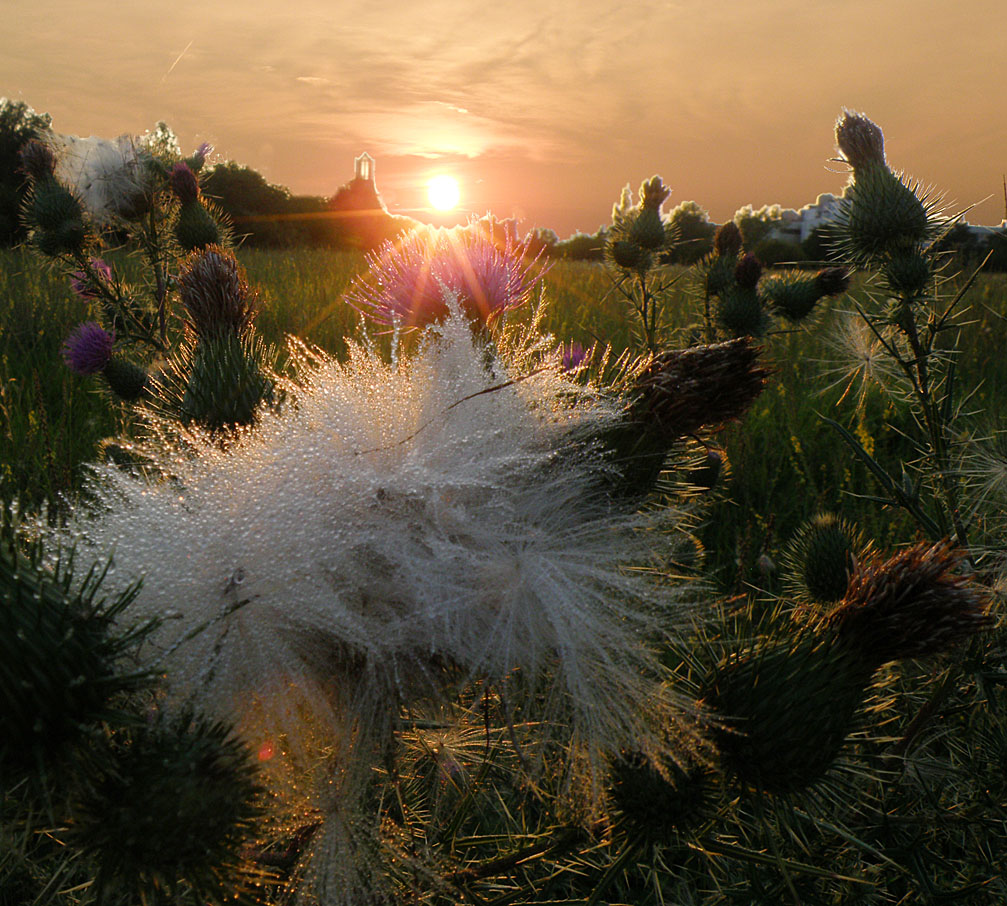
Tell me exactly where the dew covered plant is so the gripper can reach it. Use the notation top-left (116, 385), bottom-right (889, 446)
top-left (1, 110), bottom-right (1003, 905)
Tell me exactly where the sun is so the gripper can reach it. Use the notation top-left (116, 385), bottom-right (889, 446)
top-left (428, 175), bottom-right (460, 211)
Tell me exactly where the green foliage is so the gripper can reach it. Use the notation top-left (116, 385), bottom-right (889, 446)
top-left (752, 235), bottom-right (805, 267)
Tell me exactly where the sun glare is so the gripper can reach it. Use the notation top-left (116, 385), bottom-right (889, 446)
top-left (428, 175), bottom-right (460, 211)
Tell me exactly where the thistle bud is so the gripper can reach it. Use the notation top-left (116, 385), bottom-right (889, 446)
top-left (178, 245), bottom-right (258, 339)
top-left (883, 247), bottom-right (932, 298)
top-left (18, 139), bottom-right (56, 180)
top-left (835, 110), bottom-right (886, 171)
top-left (68, 714), bottom-right (263, 905)
top-left (827, 541), bottom-right (990, 666)
top-left (180, 332), bottom-right (274, 431)
top-left (713, 221), bottom-right (743, 258)
top-left (783, 513), bottom-right (867, 605)
top-left (174, 198), bottom-right (221, 251)
top-left (170, 161), bottom-right (200, 204)
top-left (761, 268), bottom-right (847, 322)
top-left (839, 166), bottom-right (930, 262)
top-left (29, 177), bottom-right (88, 255)
top-left (609, 238), bottom-right (648, 270)
top-left (716, 285), bottom-right (766, 337)
top-left (734, 253), bottom-right (762, 289)
top-left (629, 207), bottom-right (667, 251)
top-left (609, 752), bottom-right (711, 841)
top-left (703, 636), bottom-right (872, 793)
top-left (102, 358), bottom-right (148, 401)
top-left (705, 253), bottom-right (736, 298)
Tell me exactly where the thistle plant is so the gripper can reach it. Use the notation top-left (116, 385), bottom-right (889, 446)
top-left (781, 512), bottom-right (870, 606)
top-left (42, 224), bottom-right (726, 901)
top-left (17, 131), bottom-right (276, 438)
top-left (604, 176), bottom-right (680, 351)
top-left (824, 109), bottom-right (978, 548)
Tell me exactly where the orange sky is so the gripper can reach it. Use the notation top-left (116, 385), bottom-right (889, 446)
top-left (3, 0), bottom-right (1005, 236)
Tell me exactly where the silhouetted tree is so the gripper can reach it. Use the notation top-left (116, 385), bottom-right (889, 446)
top-left (554, 228), bottom-right (607, 261)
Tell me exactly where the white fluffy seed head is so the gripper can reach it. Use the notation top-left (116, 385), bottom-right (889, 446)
top-left (61, 301), bottom-right (698, 787)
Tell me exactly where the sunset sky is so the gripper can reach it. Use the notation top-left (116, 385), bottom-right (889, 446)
top-left (3, 0), bottom-right (1005, 236)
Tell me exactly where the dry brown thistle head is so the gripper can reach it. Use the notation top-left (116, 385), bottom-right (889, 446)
top-left (828, 541), bottom-right (991, 665)
top-left (630, 337), bottom-right (771, 440)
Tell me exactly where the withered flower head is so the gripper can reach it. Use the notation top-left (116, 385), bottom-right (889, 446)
top-left (640, 175), bottom-right (672, 211)
top-left (828, 541), bottom-right (990, 665)
top-left (631, 337), bottom-right (771, 440)
top-left (814, 266), bottom-right (851, 298)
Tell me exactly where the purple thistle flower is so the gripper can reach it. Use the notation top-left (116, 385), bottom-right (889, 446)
top-left (63, 321), bottom-right (114, 375)
top-left (69, 258), bottom-right (113, 299)
top-left (561, 341), bottom-right (587, 372)
top-left (345, 226), bottom-right (549, 329)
